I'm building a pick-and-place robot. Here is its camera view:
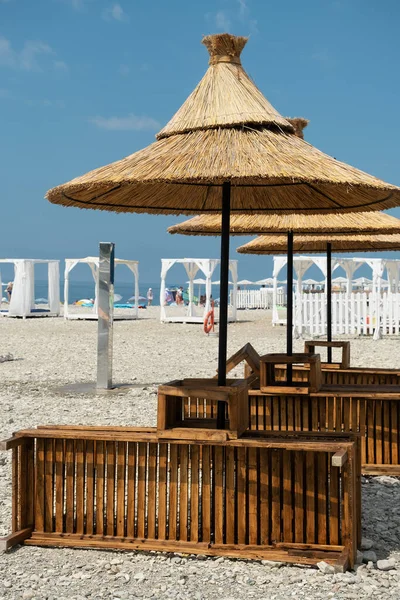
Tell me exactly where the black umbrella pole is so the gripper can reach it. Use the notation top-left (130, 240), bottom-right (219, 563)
top-left (287, 231), bottom-right (294, 383)
top-left (327, 242), bottom-right (332, 363)
top-left (217, 181), bottom-right (231, 428)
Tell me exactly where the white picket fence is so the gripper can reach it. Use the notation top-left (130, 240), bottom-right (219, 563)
top-left (235, 288), bottom-right (286, 310)
top-left (295, 292), bottom-right (400, 337)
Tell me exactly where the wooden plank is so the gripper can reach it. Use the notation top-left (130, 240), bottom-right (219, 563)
top-left (157, 443), bottom-right (167, 540)
top-left (106, 441), bottom-right (116, 537)
top-left (85, 440), bottom-right (94, 536)
top-left (259, 448), bottom-right (269, 546)
top-left (95, 441), bottom-right (105, 536)
top-left (305, 452), bottom-right (315, 544)
top-left (190, 445), bottom-right (199, 543)
top-left (383, 401), bottom-right (391, 465)
top-left (136, 442), bottom-right (147, 539)
top-left (359, 399), bottom-right (366, 466)
top-left (248, 446), bottom-right (258, 545)
top-left (376, 400), bottom-right (383, 465)
top-left (0, 527), bottom-right (33, 551)
top-left (271, 449), bottom-right (281, 544)
top-left (116, 442), bottom-right (126, 538)
top-left (391, 401), bottom-right (399, 465)
top-left (54, 439), bottom-right (64, 534)
top-left (65, 439), bottom-right (74, 534)
top-left (19, 440), bottom-right (33, 530)
top-left (225, 446), bottom-right (235, 545)
top-left (179, 445), bottom-right (189, 542)
top-left (294, 452), bottom-right (304, 543)
top-left (75, 440), bottom-right (85, 535)
top-left (317, 453), bottom-right (327, 545)
top-left (201, 445), bottom-right (211, 544)
top-left (282, 449), bottom-right (293, 543)
top-left (329, 456), bottom-right (340, 546)
top-left (147, 443), bottom-right (157, 540)
top-left (214, 446), bottom-right (224, 544)
top-left (35, 439), bottom-right (45, 533)
top-left (237, 446), bottom-right (247, 545)
top-left (12, 447), bottom-right (18, 532)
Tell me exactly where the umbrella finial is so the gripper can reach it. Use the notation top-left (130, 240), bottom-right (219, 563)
top-left (202, 33), bottom-right (248, 66)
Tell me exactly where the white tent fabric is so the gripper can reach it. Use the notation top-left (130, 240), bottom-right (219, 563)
top-left (64, 257), bottom-right (139, 320)
top-left (0, 259), bottom-right (60, 318)
top-left (160, 258), bottom-right (238, 323)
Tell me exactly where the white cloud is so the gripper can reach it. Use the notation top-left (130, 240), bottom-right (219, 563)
top-left (90, 113), bottom-right (160, 131)
top-left (237, 0), bottom-right (247, 17)
top-left (102, 3), bottom-right (128, 22)
top-left (0, 36), bottom-right (57, 71)
top-left (215, 10), bottom-right (231, 30)
top-left (54, 59), bottom-right (69, 71)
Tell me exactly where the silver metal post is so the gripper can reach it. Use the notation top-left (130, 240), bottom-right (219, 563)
top-left (97, 242), bottom-right (115, 389)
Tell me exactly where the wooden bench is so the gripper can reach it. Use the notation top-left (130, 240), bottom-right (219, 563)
top-left (0, 426), bottom-right (360, 571)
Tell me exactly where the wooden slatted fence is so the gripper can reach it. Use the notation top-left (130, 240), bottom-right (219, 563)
top-left (1, 426), bottom-right (359, 570)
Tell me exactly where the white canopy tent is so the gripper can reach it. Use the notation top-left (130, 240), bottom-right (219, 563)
top-left (64, 257), bottom-right (139, 320)
top-left (160, 258), bottom-right (238, 323)
top-left (0, 259), bottom-right (60, 318)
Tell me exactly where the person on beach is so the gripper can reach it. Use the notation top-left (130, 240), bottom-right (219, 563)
top-left (176, 286), bottom-right (184, 305)
top-left (6, 282), bottom-right (13, 302)
top-left (147, 287), bottom-right (153, 306)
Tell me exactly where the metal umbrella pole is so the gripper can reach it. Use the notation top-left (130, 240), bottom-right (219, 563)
top-left (287, 231), bottom-right (294, 383)
top-left (217, 181), bottom-right (231, 428)
top-left (326, 242), bottom-right (332, 363)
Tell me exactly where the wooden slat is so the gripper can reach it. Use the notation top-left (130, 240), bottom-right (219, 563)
top-left (54, 439), bottom-right (64, 533)
top-left (391, 402), bottom-right (399, 465)
top-left (136, 442), bottom-right (146, 539)
top-left (65, 439), bottom-right (74, 533)
top-left (106, 441), bottom-right (115, 537)
top-left (271, 449), bottom-right (281, 544)
top-left (85, 441), bottom-right (94, 535)
top-left (317, 453), bottom-right (327, 545)
top-left (12, 447), bottom-right (18, 532)
top-left (329, 457), bottom-right (340, 546)
top-left (225, 446), bottom-right (235, 545)
top-left (294, 452), bottom-right (304, 543)
top-left (237, 446), bottom-right (247, 545)
top-left (201, 445), bottom-right (211, 543)
top-left (259, 448), bottom-right (269, 545)
top-left (157, 443), bottom-right (167, 540)
top-left (383, 401), bottom-right (391, 464)
top-left (116, 442), bottom-right (126, 538)
top-left (75, 440), bottom-right (85, 535)
top-left (147, 443), bottom-right (157, 540)
top-left (19, 441), bottom-right (33, 530)
top-left (214, 446), bottom-right (224, 544)
top-left (248, 447), bottom-right (258, 545)
top-left (376, 400), bottom-right (383, 465)
top-left (179, 445), bottom-right (189, 542)
top-left (305, 452), bottom-right (315, 544)
top-left (282, 449), bottom-right (293, 543)
top-left (95, 441), bottom-right (105, 536)
top-left (190, 445), bottom-right (199, 543)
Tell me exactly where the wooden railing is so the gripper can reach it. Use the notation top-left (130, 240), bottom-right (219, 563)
top-left (1, 426), bottom-right (359, 570)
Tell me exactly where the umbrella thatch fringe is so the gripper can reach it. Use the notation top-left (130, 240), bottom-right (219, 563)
top-left (167, 211), bottom-right (400, 235)
top-left (157, 35), bottom-right (293, 139)
top-left (236, 233), bottom-right (400, 254)
top-left (287, 117), bottom-right (309, 139)
top-left (46, 127), bottom-right (400, 213)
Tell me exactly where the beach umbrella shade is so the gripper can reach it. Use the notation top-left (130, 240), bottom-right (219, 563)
top-left (256, 278), bottom-right (274, 285)
top-left (302, 279), bottom-right (319, 286)
top-left (332, 276), bottom-right (348, 284)
top-left (212, 280), bottom-right (233, 285)
top-left (353, 277), bottom-right (372, 285)
top-left (237, 279), bottom-right (254, 286)
top-left (237, 232), bottom-right (400, 351)
top-left (47, 33), bottom-right (400, 427)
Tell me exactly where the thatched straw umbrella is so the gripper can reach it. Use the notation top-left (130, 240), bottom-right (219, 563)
top-left (47, 33), bottom-right (400, 426)
top-left (237, 233), bottom-right (400, 351)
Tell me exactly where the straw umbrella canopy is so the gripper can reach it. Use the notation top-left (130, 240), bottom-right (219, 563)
top-left (236, 233), bottom-right (400, 254)
top-left (168, 211), bottom-right (400, 236)
top-left (47, 33), bottom-right (400, 425)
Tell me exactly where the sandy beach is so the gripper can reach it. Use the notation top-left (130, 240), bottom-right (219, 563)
top-left (1, 309), bottom-right (400, 599)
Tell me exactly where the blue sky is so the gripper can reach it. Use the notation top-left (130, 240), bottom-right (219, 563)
top-left (1, 0), bottom-right (400, 283)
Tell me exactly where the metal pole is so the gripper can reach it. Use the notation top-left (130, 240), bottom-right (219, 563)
top-left (287, 231), bottom-right (294, 383)
top-left (97, 242), bottom-right (115, 389)
top-left (326, 242), bottom-right (332, 363)
top-left (217, 181), bottom-right (231, 428)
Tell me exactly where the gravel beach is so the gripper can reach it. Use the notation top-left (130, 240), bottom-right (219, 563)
top-left (1, 308), bottom-right (400, 599)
